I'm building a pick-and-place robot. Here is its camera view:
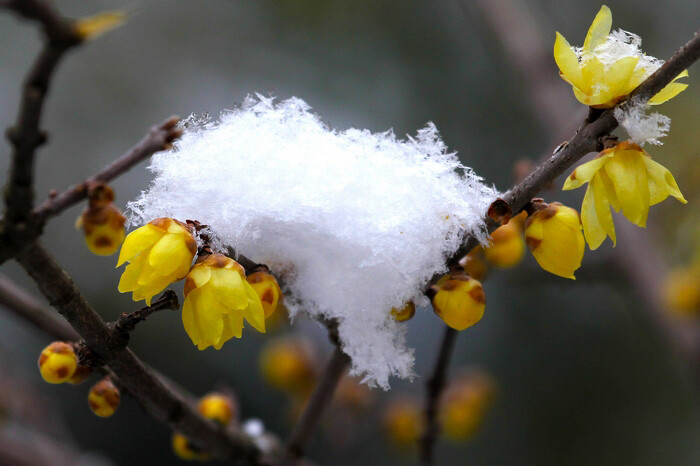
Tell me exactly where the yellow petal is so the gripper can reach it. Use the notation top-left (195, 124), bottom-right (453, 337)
top-left (597, 169), bottom-right (621, 212)
top-left (148, 233), bottom-right (193, 276)
top-left (563, 155), bottom-right (611, 190)
top-left (194, 289), bottom-right (225, 344)
top-left (554, 32), bottom-right (586, 92)
top-left (580, 178), bottom-right (609, 250)
top-left (188, 265), bottom-right (212, 289)
top-left (603, 149), bottom-right (649, 226)
top-left (591, 176), bottom-right (617, 245)
top-left (74, 11), bottom-right (126, 40)
top-left (227, 312), bottom-right (245, 340)
top-left (583, 5), bottom-right (612, 53)
top-left (182, 292), bottom-right (204, 347)
top-left (209, 268), bottom-right (248, 310)
top-left (118, 254), bottom-right (147, 292)
top-left (604, 56), bottom-right (640, 98)
top-left (243, 282), bottom-right (266, 333)
top-left (580, 56), bottom-right (608, 105)
top-left (117, 224), bottom-right (162, 266)
top-left (643, 156), bottom-right (687, 205)
top-left (649, 82), bottom-right (689, 105)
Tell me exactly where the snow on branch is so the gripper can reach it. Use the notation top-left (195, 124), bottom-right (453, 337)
top-left (129, 95), bottom-right (499, 388)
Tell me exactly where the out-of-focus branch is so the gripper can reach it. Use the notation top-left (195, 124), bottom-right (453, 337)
top-left (0, 274), bottom-right (78, 341)
top-left (419, 326), bottom-right (458, 465)
top-left (0, 0), bottom-right (81, 256)
top-left (283, 321), bottom-right (351, 464)
top-left (33, 117), bottom-right (183, 222)
top-left (15, 242), bottom-right (263, 463)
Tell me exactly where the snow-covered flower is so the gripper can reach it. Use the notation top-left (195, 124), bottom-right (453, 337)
top-left (563, 141), bottom-right (686, 249)
top-left (129, 96), bottom-right (499, 388)
top-left (554, 5), bottom-right (688, 108)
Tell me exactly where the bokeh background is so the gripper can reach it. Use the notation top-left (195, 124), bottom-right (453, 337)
top-left (1, 0), bottom-right (700, 464)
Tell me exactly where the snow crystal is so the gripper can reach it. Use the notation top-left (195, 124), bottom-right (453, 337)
top-left (614, 100), bottom-right (670, 146)
top-left (576, 29), bottom-right (663, 76)
top-left (128, 95), bottom-right (498, 388)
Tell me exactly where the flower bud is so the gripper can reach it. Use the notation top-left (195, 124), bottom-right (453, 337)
top-left (483, 221), bottom-right (525, 268)
top-left (88, 378), bottom-right (120, 418)
top-left (431, 273), bottom-right (486, 331)
top-left (391, 301), bottom-right (416, 323)
top-left (439, 370), bottom-right (496, 441)
top-left (38, 342), bottom-right (77, 384)
top-left (74, 11), bottom-right (126, 40)
top-left (260, 338), bottom-right (317, 394)
top-left (459, 247), bottom-right (488, 282)
top-left (76, 184), bottom-right (127, 256)
top-left (246, 271), bottom-right (282, 319)
top-left (524, 201), bottom-right (584, 279)
top-left (663, 267), bottom-right (700, 317)
top-left (172, 433), bottom-right (210, 461)
top-left (383, 396), bottom-right (423, 448)
top-left (198, 393), bottom-right (236, 426)
top-left (67, 365), bottom-right (93, 385)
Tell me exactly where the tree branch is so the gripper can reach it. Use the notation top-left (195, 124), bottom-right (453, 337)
top-left (0, 274), bottom-right (78, 341)
top-left (283, 323), bottom-right (351, 464)
top-left (33, 117), bottom-right (183, 222)
top-left (419, 326), bottom-right (458, 465)
top-left (14, 241), bottom-right (263, 462)
top-left (1, 0), bottom-right (80, 242)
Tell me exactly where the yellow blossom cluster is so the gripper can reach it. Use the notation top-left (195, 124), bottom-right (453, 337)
top-left (116, 218), bottom-right (282, 350)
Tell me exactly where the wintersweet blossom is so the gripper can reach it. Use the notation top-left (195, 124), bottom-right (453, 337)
top-left (430, 273), bottom-right (486, 331)
top-left (117, 218), bottom-right (196, 305)
top-left (182, 254), bottom-right (265, 350)
top-left (554, 5), bottom-right (688, 108)
top-left (524, 202), bottom-right (585, 279)
top-left (563, 141), bottom-right (686, 250)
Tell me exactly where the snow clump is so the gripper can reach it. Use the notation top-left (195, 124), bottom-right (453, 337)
top-left (128, 95), bottom-right (498, 388)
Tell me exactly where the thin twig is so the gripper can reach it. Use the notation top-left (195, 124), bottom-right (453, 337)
top-left (0, 0), bottom-right (81, 259)
top-left (419, 326), bottom-right (458, 465)
top-left (112, 290), bottom-right (180, 345)
top-left (283, 346), bottom-right (351, 464)
top-left (15, 241), bottom-right (262, 462)
top-left (33, 116), bottom-right (183, 222)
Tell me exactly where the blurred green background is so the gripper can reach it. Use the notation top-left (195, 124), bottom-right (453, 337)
top-left (1, 1), bottom-right (700, 464)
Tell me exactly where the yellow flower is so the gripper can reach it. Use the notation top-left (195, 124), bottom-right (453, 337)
top-left (483, 221), bottom-right (525, 268)
top-left (172, 433), bottom-right (210, 461)
top-left (74, 11), bottom-right (126, 41)
top-left (383, 396), bottom-right (424, 449)
top-left (259, 337), bottom-right (317, 394)
top-left (198, 393), bottom-right (236, 425)
top-left (663, 267), bottom-right (700, 317)
top-left (431, 274), bottom-right (486, 331)
top-left (88, 378), bottom-right (120, 418)
top-left (117, 218), bottom-right (197, 305)
top-left (554, 5), bottom-right (688, 108)
top-left (439, 371), bottom-right (496, 441)
top-left (563, 141), bottom-right (686, 250)
top-left (76, 184), bottom-right (126, 256)
top-left (38, 342), bottom-right (77, 384)
top-left (391, 301), bottom-right (416, 323)
top-left (182, 254), bottom-right (265, 350)
top-left (246, 271), bottom-right (282, 319)
top-left (524, 202), bottom-right (585, 279)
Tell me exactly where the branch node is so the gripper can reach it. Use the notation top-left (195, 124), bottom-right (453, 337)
top-left (112, 290), bottom-right (180, 346)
